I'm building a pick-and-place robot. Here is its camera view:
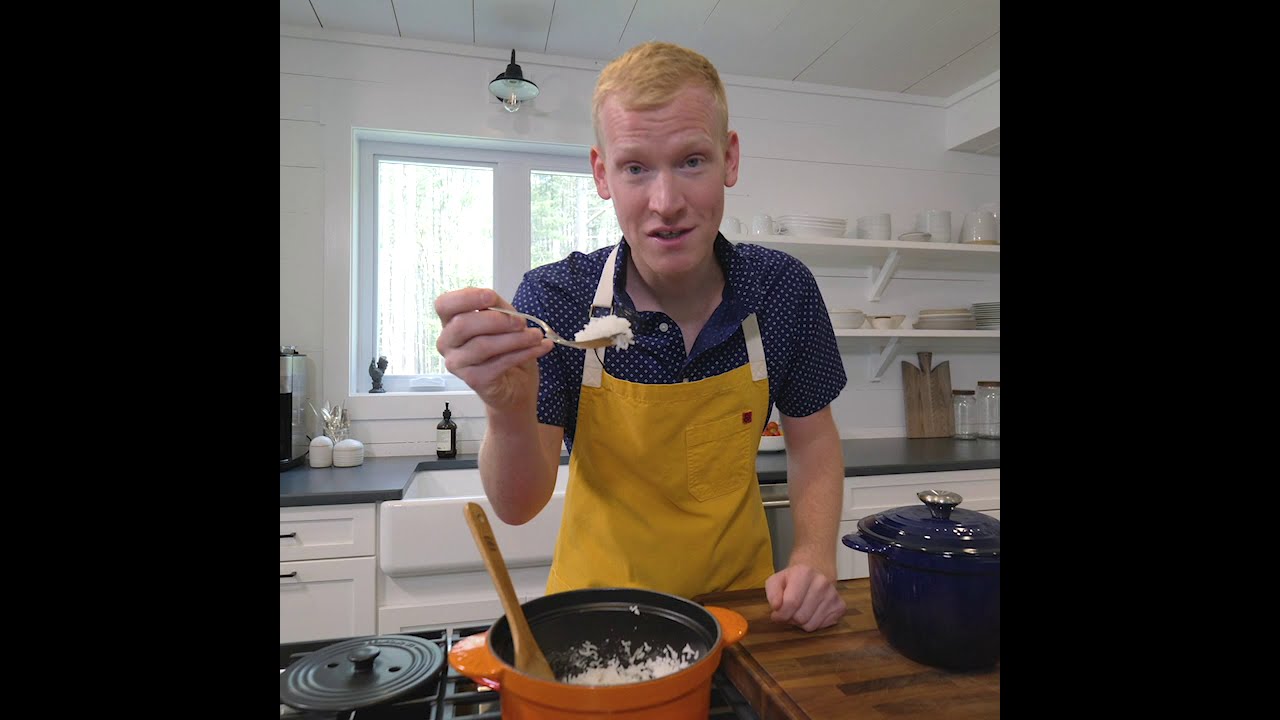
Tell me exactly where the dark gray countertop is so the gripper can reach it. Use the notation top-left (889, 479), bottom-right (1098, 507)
top-left (280, 437), bottom-right (1000, 507)
top-left (279, 456), bottom-right (421, 507)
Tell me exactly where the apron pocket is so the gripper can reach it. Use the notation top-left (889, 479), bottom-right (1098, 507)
top-left (685, 411), bottom-right (757, 502)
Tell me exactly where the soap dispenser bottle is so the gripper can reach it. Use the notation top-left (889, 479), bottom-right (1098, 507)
top-left (436, 402), bottom-right (458, 459)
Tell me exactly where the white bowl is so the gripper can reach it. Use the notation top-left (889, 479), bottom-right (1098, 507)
top-left (758, 435), bottom-right (785, 453)
top-left (870, 315), bottom-right (906, 329)
top-left (829, 310), bottom-right (865, 329)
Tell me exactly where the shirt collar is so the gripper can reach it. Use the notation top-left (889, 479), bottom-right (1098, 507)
top-left (611, 234), bottom-right (755, 337)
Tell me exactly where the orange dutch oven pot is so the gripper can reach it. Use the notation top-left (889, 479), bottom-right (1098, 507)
top-left (449, 587), bottom-right (749, 719)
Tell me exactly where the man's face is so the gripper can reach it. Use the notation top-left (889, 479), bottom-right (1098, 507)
top-left (591, 85), bottom-right (739, 280)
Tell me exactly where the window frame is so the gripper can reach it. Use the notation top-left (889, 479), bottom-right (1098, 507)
top-left (354, 136), bottom-right (605, 394)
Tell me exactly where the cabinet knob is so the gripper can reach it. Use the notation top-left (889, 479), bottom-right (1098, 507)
top-left (280, 532), bottom-right (297, 539)
top-left (280, 571), bottom-right (298, 579)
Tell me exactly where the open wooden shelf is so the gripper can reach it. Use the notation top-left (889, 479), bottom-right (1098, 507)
top-left (733, 233), bottom-right (999, 301)
top-left (833, 329), bottom-right (1000, 382)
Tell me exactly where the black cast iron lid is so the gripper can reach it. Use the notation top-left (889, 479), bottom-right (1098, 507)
top-left (280, 634), bottom-right (444, 712)
top-left (856, 489), bottom-right (1000, 558)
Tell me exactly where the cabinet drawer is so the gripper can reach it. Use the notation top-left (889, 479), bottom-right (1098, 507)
top-left (280, 556), bottom-right (376, 643)
top-left (841, 469), bottom-right (999, 521)
top-left (280, 504), bottom-right (375, 561)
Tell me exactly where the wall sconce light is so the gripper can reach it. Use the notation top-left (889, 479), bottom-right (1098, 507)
top-left (489, 49), bottom-right (540, 112)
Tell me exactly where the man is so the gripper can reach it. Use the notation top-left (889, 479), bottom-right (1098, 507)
top-left (435, 42), bottom-right (846, 631)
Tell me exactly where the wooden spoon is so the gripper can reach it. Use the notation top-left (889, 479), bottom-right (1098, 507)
top-left (463, 502), bottom-right (557, 682)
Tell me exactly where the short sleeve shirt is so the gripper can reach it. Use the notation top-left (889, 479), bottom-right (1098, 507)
top-left (512, 234), bottom-right (847, 454)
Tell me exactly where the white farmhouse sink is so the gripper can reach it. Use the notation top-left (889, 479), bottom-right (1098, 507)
top-left (378, 464), bottom-right (569, 578)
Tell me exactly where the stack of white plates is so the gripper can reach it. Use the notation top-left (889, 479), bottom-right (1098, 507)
top-left (972, 301), bottom-right (1000, 329)
top-left (913, 308), bottom-right (977, 330)
top-left (775, 215), bottom-right (847, 238)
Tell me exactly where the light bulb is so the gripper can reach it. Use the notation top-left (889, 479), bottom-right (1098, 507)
top-left (503, 92), bottom-right (520, 112)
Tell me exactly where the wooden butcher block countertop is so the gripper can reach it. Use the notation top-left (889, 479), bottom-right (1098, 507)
top-left (697, 579), bottom-right (999, 720)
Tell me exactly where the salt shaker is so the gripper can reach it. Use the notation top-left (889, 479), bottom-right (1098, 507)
top-left (976, 381), bottom-right (1000, 439)
top-left (952, 390), bottom-right (977, 440)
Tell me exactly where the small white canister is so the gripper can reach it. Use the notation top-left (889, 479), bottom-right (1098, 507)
top-left (309, 435), bottom-right (334, 468)
top-left (334, 438), bottom-right (365, 467)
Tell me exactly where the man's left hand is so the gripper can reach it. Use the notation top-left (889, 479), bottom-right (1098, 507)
top-left (764, 564), bottom-right (846, 632)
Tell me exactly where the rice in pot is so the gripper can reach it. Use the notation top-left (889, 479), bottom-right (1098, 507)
top-left (558, 639), bottom-right (699, 686)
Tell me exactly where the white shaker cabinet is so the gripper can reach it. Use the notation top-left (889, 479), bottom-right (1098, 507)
top-left (280, 504), bottom-right (377, 643)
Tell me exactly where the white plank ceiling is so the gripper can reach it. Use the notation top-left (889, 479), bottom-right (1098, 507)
top-left (281, 0), bottom-right (999, 99)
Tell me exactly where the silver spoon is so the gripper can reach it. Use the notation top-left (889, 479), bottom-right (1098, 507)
top-left (487, 306), bottom-right (621, 350)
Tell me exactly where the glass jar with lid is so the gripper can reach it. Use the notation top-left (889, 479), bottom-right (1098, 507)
top-left (952, 390), bottom-right (977, 440)
top-left (976, 381), bottom-right (1000, 439)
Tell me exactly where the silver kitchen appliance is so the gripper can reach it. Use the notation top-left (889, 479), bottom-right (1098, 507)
top-left (280, 346), bottom-right (308, 471)
top-left (760, 482), bottom-right (793, 573)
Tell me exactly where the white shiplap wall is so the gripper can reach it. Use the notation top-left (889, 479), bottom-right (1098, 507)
top-left (279, 27), bottom-right (1000, 456)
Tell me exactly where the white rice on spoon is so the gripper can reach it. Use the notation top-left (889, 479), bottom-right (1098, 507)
top-left (574, 315), bottom-right (634, 349)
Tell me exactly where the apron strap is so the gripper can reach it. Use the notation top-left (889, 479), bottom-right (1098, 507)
top-left (582, 244), bottom-right (621, 388)
top-left (592, 244), bottom-right (619, 309)
top-left (742, 313), bottom-right (768, 381)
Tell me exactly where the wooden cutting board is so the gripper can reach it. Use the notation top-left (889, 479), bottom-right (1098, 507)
top-left (901, 352), bottom-right (953, 438)
top-left (697, 579), bottom-right (999, 720)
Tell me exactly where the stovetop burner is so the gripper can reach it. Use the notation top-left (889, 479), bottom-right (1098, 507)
top-left (280, 625), bottom-right (759, 719)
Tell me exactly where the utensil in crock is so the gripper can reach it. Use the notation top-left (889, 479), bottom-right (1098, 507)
top-left (464, 502), bottom-right (557, 682)
top-left (842, 489), bottom-right (1000, 671)
top-left (449, 587), bottom-right (748, 719)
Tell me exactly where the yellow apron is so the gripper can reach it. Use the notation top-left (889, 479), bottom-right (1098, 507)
top-left (546, 244), bottom-right (775, 598)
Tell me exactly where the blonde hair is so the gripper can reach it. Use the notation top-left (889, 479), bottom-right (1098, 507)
top-left (592, 42), bottom-right (729, 155)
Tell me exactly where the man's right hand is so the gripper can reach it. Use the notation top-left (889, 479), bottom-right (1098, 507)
top-left (434, 288), bottom-right (552, 412)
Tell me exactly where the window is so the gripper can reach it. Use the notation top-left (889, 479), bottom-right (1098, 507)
top-left (530, 170), bottom-right (619, 268)
top-left (376, 160), bottom-right (493, 379)
top-left (356, 137), bottom-right (620, 393)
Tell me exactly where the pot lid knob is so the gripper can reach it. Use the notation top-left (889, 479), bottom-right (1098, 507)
top-left (349, 645), bottom-right (381, 671)
top-left (917, 489), bottom-right (962, 520)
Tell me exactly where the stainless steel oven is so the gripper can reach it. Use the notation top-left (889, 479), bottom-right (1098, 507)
top-left (759, 482), bottom-right (792, 573)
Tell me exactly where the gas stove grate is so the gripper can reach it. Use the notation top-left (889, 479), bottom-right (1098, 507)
top-left (281, 625), bottom-right (758, 719)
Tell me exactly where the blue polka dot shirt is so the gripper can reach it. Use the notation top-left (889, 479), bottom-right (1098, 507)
top-left (513, 234), bottom-right (847, 454)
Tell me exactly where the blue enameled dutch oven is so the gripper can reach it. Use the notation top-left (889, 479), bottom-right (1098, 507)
top-left (842, 489), bottom-right (1000, 671)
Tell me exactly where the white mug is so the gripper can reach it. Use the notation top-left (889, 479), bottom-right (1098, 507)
top-left (978, 202), bottom-right (1000, 242)
top-left (751, 214), bottom-right (774, 235)
top-left (856, 213), bottom-right (891, 241)
top-left (719, 216), bottom-right (742, 236)
top-left (962, 211), bottom-right (998, 243)
top-left (915, 209), bottom-right (952, 243)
